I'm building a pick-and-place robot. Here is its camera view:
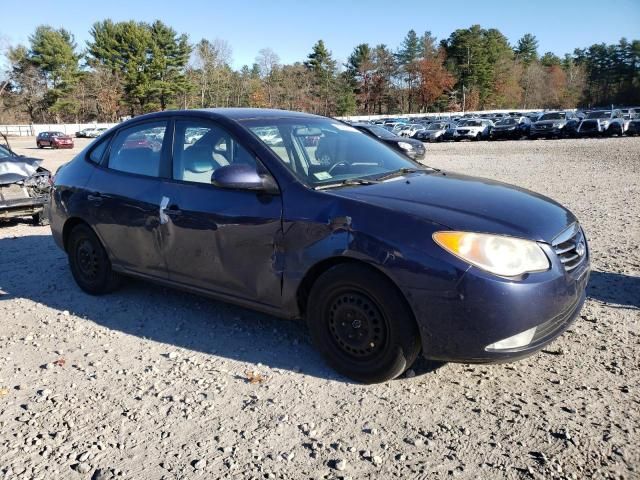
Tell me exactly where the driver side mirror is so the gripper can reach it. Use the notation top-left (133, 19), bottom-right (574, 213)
top-left (211, 164), bottom-right (279, 194)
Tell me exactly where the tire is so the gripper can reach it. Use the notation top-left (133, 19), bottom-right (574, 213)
top-left (306, 264), bottom-right (421, 383)
top-left (67, 223), bottom-right (120, 295)
top-left (37, 142), bottom-right (43, 149)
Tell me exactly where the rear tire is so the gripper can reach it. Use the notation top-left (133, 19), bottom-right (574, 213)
top-left (306, 264), bottom-right (421, 383)
top-left (67, 223), bottom-right (120, 295)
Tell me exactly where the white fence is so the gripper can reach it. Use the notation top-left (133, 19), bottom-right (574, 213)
top-left (0, 123), bottom-right (119, 137)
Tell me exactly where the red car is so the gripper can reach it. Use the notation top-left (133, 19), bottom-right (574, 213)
top-left (36, 131), bottom-right (74, 149)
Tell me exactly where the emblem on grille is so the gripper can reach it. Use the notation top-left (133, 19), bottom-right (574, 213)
top-left (576, 241), bottom-right (586, 257)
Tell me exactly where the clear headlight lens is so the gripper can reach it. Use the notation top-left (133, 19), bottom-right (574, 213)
top-left (433, 231), bottom-right (550, 277)
top-left (398, 141), bottom-right (413, 150)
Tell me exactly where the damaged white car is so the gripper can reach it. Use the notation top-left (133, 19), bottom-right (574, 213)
top-left (0, 142), bottom-right (51, 225)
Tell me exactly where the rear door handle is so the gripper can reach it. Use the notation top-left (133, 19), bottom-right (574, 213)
top-left (87, 192), bottom-right (102, 203)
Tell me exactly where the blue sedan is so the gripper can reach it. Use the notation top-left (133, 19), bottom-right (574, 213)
top-left (49, 109), bottom-right (590, 383)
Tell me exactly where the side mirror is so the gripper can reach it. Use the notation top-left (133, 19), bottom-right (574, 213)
top-left (211, 164), bottom-right (279, 194)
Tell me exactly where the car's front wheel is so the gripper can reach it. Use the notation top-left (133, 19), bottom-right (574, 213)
top-left (307, 264), bottom-right (421, 383)
top-left (67, 223), bottom-right (120, 295)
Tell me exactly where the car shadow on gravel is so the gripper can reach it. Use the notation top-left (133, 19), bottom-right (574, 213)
top-left (0, 233), bottom-right (442, 383)
top-left (587, 270), bottom-right (640, 309)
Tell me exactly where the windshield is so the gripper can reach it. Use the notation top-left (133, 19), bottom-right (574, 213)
top-left (586, 111), bottom-right (611, 119)
top-left (51, 132), bottom-right (65, 137)
top-left (360, 124), bottom-right (398, 140)
top-left (539, 112), bottom-right (566, 121)
top-left (496, 118), bottom-right (517, 126)
top-left (462, 120), bottom-right (482, 127)
top-left (242, 117), bottom-right (422, 187)
top-left (428, 123), bottom-right (445, 130)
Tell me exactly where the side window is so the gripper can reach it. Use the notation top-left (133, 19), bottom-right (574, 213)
top-left (108, 122), bottom-right (166, 177)
top-left (173, 120), bottom-right (258, 184)
top-left (88, 137), bottom-right (110, 164)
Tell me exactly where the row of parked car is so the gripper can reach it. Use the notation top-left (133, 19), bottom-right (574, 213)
top-left (358, 107), bottom-right (640, 142)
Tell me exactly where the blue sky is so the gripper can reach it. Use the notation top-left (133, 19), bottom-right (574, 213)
top-left (1, 0), bottom-right (639, 68)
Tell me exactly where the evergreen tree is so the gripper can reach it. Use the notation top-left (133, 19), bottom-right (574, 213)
top-left (515, 33), bottom-right (539, 65)
top-left (304, 40), bottom-right (337, 115)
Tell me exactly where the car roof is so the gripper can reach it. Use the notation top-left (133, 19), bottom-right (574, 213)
top-left (126, 108), bottom-right (325, 123)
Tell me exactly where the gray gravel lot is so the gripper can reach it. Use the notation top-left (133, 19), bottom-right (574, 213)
top-left (1, 136), bottom-right (639, 479)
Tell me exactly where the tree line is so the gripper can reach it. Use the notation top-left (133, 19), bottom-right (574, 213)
top-left (1, 21), bottom-right (638, 123)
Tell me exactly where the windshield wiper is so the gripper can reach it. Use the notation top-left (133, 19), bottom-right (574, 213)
top-left (315, 178), bottom-right (381, 190)
top-left (375, 167), bottom-right (433, 181)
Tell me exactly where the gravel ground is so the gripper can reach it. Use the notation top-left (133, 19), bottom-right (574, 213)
top-left (1, 136), bottom-right (639, 479)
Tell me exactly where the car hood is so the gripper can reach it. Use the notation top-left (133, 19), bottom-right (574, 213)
top-left (493, 124), bottom-right (517, 130)
top-left (0, 156), bottom-right (48, 185)
top-left (329, 171), bottom-right (576, 243)
top-left (456, 125), bottom-right (483, 131)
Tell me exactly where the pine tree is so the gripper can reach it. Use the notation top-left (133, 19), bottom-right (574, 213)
top-left (304, 40), bottom-right (337, 115)
top-left (515, 34), bottom-right (539, 65)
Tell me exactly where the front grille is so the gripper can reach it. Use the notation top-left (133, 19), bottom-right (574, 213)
top-left (580, 120), bottom-right (598, 131)
top-left (457, 129), bottom-right (469, 134)
top-left (535, 124), bottom-right (551, 130)
top-left (552, 223), bottom-right (587, 273)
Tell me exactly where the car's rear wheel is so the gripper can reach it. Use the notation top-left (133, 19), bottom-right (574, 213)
top-left (307, 264), bottom-right (421, 383)
top-left (67, 224), bottom-right (120, 295)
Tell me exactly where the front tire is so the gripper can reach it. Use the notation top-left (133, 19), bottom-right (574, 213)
top-left (307, 264), bottom-right (421, 383)
top-left (67, 223), bottom-right (120, 295)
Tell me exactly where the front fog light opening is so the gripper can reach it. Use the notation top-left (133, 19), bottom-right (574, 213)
top-left (485, 326), bottom-right (537, 351)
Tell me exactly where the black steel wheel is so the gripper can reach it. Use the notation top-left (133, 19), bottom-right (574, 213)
top-left (67, 223), bottom-right (120, 294)
top-left (307, 263), bottom-right (421, 383)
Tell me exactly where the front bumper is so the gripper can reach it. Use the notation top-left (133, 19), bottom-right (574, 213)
top-left (530, 126), bottom-right (563, 137)
top-left (405, 242), bottom-right (590, 363)
top-left (453, 131), bottom-right (480, 140)
top-left (491, 129), bottom-right (520, 139)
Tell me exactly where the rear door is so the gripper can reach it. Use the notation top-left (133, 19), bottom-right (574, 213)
top-left (86, 120), bottom-right (171, 279)
top-left (159, 117), bottom-right (283, 305)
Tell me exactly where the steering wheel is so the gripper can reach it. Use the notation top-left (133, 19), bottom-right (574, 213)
top-left (328, 161), bottom-right (350, 175)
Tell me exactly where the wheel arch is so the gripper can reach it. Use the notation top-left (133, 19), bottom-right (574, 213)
top-left (296, 256), bottom-right (419, 331)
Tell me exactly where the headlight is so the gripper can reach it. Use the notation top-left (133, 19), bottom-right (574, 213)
top-left (552, 122), bottom-right (563, 128)
top-left (398, 141), bottom-right (413, 150)
top-left (600, 120), bottom-right (609, 127)
top-left (433, 231), bottom-right (550, 277)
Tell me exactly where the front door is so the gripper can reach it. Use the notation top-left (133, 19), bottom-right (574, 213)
top-left (160, 117), bottom-right (283, 306)
top-left (87, 120), bottom-right (171, 279)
